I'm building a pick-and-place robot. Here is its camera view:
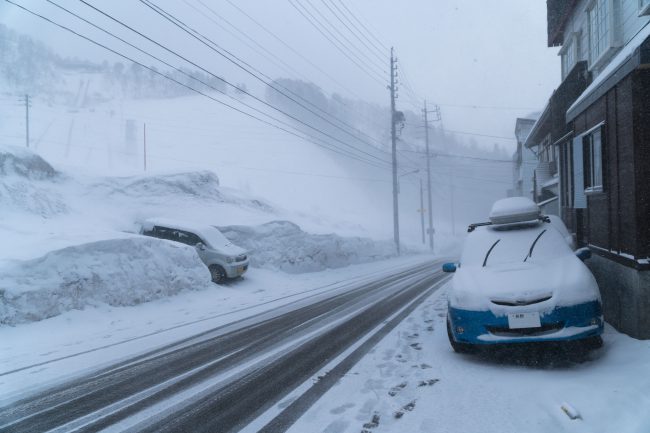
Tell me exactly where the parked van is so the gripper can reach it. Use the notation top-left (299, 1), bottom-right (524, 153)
top-left (141, 218), bottom-right (249, 283)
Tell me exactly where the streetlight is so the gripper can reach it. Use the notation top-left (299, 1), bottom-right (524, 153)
top-left (397, 169), bottom-right (419, 194)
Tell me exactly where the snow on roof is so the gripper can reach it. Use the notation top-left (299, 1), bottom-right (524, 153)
top-left (567, 22), bottom-right (650, 120)
top-left (489, 197), bottom-right (540, 225)
top-left (143, 217), bottom-right (232, 249)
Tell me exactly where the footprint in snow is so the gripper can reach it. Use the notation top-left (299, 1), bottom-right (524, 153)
top-left (410, 342), bottom-right (422, 350)
top-left (418, 379), bottom-right (439, 387)
top-left (330, 402), bottom-right (355, 415)
top-left (388, 381), bottom-right (407, 396)
top-left (394, 401), bottom-right (417, 419)
top-left (362, 413), bottom-right (380, 429)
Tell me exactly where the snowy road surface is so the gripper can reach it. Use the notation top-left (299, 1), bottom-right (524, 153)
top-left (286, 285), bottom-right (650, 433)
top-left (0, 259), bottom-right (448, 432)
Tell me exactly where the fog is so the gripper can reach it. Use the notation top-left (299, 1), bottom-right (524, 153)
top-left (0, 0), bottom-right (561, 246)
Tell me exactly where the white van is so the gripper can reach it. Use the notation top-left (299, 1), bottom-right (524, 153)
top-left (141, 218), bottom-right (249, 283)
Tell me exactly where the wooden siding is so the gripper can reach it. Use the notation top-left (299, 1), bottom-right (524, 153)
top-left (633, 70), bottom-right (650, 258)
top-left (570, 70), bottom-right (649, 260)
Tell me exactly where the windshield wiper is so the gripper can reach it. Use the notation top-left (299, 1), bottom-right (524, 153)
top-left (482, 239), bottom-right (501, 267)
top-left (524, 229), bottom-right (547, 262)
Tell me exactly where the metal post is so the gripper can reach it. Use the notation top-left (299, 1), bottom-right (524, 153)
top-left (143, 122), bottom-right (147, 171)
top-left (25, 94), bottom-right (30, 148)
top-left (390, 48), bottom-right (400, 255)
top-left (420, 178), bottom-right (425, 244)
top-left (424, 100), bottom-right (434, 252)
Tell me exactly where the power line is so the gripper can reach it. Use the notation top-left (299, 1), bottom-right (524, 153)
top-left (335, 0), bottom-right (390, 52)
top-left (303, 0), bottom-right (387, 72)
top-left (435, 102), bottom-right (539, 111)
top-left (319, 0), bottom-right (385, 63)
top-left (287, 0), bottom-right (387, 87)
top-left (222, 0), bottom-right (367, 102)
top-left (9, 1), bottom-right (390, 170)
top-left (137, 0), bottom-right (393, 163)
top-left (186, 0), bottom-right (307, 82)
top-left (221, 0), bottom-right (391, 132)
top-left (72, 0), bottom-right (392, 166)
top-left (403, 123), bottom-right (517, 141)
top-left (325, 0), bottom-right (387, 60)
top-left (183, 0), bottom-right (391, 155)
top-left (401, 149), bottom-right (514, 164)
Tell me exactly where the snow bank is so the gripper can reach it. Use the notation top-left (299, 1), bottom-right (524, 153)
top-left (0, 237), bottom-right (212, 325)
top-left (218, 220), bottom-right (397, 273)
top-left (0, 144), bottom-right (67, 216)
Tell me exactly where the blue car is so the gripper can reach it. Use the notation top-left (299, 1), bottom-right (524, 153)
top-left (443, 197), bottom-right (603, 353)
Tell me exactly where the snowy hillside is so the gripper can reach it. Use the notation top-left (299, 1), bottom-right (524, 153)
top-left (0, 144), bottom-right (408, 325)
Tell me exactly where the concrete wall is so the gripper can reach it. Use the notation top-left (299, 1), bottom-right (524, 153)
top-left (587, 253), bottom-right (650, 339)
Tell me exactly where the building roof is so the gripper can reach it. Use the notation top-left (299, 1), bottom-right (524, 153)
top-left (567, 24), bottom-right (650, 121)
top-left (547, 0), bottom-right (579, 47)
top-left (514, 118), bottom-right (537, 145)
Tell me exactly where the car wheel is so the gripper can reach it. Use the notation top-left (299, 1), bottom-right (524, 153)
top-left (209, 265), bottom-right (227, 284)
top-left (447, 318), bottom-right (474, 353)
top-left (581, 335), bottom-right (603, 350)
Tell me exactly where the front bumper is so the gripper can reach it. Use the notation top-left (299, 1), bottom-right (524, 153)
top-left (448, 300), bottom-right (603, 345)
top-left (224, 260), bottom-right (249, 278)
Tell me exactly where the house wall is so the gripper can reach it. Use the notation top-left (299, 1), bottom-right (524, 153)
top-left (633, 70), bottom-right (650, 258)
top-left (569, 68), bottom-right (650, 339)
top-left (572, 73), bottom-right (639, 256)
top-left (560, 0), bottom-right (650, 77)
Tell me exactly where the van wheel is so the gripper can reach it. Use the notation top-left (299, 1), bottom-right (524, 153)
top-left (209, 265), bottom-right (226, 284)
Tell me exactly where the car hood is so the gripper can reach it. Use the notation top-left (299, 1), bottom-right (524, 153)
top-left (215, 243), bottom-right (247, 256)
top-left (449, 256), bottom-right (600, 312)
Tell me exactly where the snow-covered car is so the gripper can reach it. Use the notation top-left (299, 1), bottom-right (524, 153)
top-left (443, 197), bottom-right (603, 352)
top-left (141, 218), bottom-right (249, 283)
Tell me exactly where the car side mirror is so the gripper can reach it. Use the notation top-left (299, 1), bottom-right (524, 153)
top-left (442, 262), bottom-right (457, 273)
top-left (196, 242), bottom-right (206, 251)
top-left (575, 247), bottom-right (591, 261)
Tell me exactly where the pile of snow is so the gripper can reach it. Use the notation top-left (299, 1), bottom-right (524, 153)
top-left (0, 236), bottom-right (212, 325)
top-left (218, 220), bottom-right (398, 273)
top-left (0, 144), bottom-right (67, 216)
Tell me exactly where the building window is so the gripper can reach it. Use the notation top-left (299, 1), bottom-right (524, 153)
top-left (560, 32), bottom-right (582, 79)
top-left (584, 127), bottom-right (603, 192)
top-left (640, 0), bottom-right (650, 16)
top-left (587, 0), bottom-right (620, 68)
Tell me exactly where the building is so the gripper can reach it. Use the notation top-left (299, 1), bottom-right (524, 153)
top-left (509, 118), bottom-right (538, 201)
top-left (546, 0), bottom-right (650, 338)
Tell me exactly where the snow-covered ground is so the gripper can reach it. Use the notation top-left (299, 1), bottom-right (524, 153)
top-left (284, 283), bottom-right (650, 433)
top-left (0, 143), bottom-right (419, 325)
top-left (0, 255), bottom-right (436, 404)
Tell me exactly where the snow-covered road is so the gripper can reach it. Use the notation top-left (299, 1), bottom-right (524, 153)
top-left (285, 284), bottom-right (650, 433)
top-left (0, 257), bottom-right (448, 432)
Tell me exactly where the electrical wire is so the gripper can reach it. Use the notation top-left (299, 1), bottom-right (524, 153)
top-left (287, 0), bottom-right (387, 87)
top-left (136, 0), bottom-right (393, 163)
top-left (7, 0), bottom-right (391, 170)
top-left (334, 0), bottom-right (390, 53)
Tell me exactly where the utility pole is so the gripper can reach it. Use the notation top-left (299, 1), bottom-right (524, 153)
top-left (24, 94), bottom-right (30, 148)
top-left (423, 100), bottom-right (434, 252)
top-left (143, 122), bottom-right (147, 171)
top-left (390, 47), bottom-right (400, 255)
top-left (419, 178), bottom-right (425, 244)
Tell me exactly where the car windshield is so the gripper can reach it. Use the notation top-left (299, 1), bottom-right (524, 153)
top-left (461, 223), bottom-right (572, 267)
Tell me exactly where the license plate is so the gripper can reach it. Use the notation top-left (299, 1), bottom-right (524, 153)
top-left (237, 266), bottom-right (244, 273)
top-left (507, 312), bottom-right (541, 329)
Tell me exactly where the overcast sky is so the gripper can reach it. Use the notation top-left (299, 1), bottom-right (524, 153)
top-left (0, 0), bottom-right (560, 151)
